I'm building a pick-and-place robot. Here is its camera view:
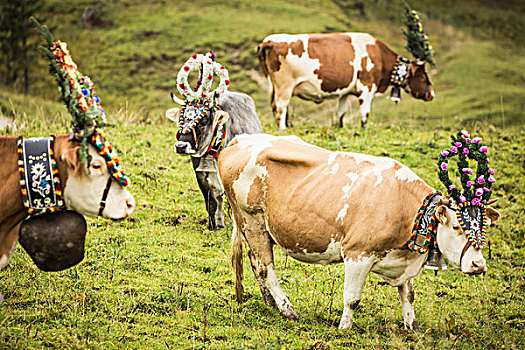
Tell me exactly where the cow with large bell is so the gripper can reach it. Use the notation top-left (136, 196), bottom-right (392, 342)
top-left (258, 8), bottom-right (435, 129)
top-left (219, 130), bottom-right (500, 330)
top-left (166, 52), bottom-right (262, 230)
top-left (0, 20), bottom-right (135, 271)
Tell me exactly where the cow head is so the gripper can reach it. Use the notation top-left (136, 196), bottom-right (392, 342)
top-left (435, 198), bottom-right (500, 274)
top-left (167, 52), bottom-right (231, 158)
top-left (59, 140), bottom-right (135, 220)
top-left (167, 102), bottom-right (229, 157)
top-left (406, 62), bottom-right (434, 101)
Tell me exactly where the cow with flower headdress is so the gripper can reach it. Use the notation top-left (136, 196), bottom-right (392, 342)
top-left (221, 130), bottom-right (500, 331)
top-left (0, 20), bottom-right (135, 272)
top-left (166, 52), bottom-right (262, 230)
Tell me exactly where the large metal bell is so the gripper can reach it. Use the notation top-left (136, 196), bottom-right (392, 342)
top-left (19, 211), bottom-right (87, 271)
top-left (389, 86), bottom-right (401, 103)
top-left (424, 246), bottom-right (448, 272)
top-left (195, 155), bottom-right (218, 172)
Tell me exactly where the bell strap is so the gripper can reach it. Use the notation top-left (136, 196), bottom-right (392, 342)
top-left (17, 135), bottom-right (64, 215)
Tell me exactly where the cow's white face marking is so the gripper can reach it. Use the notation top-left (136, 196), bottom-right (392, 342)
top-left (63, 144), bottom-right (134, 220)
top-left (436, 206), bottom-right (486, 274)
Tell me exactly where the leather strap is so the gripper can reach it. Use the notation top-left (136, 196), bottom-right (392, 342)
top-left (98, 176), bottom-right (112, 216)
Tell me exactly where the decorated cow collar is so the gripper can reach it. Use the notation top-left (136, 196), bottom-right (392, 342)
top-left (34, 18), bottom-right (130, 188)
top-left (390, 56), bottom-right (411, 88)
top-left (408, 190), bottom-right (443, 253)
top-left (437, 129), bottom-right (495, 249)
top-left (17, 135), bottom-right (64, 215)
top-left (172, 51), bottom-right (230, 157)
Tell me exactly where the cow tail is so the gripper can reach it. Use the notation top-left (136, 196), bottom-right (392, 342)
top-left (231, 220), bottom-right (244, 302)
top-left (257, 43), bottom-right (275, 100)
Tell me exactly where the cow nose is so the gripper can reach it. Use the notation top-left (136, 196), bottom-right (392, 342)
top-left (427, 90), bottom-right (435, 101)
top-left (174, 141), bottom-right (192, 154)
top-left (468, 259), bottom-right (487, 274)
top-left (125, 197), bottom-right (135, 216)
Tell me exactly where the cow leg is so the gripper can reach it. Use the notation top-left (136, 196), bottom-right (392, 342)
top-left (358, 91), bottom-right (375, 129)
top-left (398, 278), bottom-right (419, 332)
top-left (339, 256), bottom-right (375, 329)
top-left (192, 158), bottom-right (223, 230)
top-left (243, 215), bottom-right (299, 320)
top-left (272, 85), bottom-right (294, 131)
top-left (336, 95), bottom-right (350, 128)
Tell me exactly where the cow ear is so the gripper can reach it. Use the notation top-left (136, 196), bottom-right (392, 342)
top-left (485, 207), bottom-right (501, 225)
top-left (165, 108), bottom-right (180, 122)
top-left (213, 110), bottom-right (229, 126)
top-left (61, 145), bottom-right (82, 173)
top-left (435, 205), bottom-right (448, 225)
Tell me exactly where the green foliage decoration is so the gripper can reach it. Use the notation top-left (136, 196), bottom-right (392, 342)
top-left (402, 4), bottom-right (436, 66)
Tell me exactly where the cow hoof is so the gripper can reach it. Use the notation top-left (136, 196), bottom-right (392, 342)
top-left (283, 307), bottom-right (300, 322)
top-left (360, 121), bottom-right (367, 129)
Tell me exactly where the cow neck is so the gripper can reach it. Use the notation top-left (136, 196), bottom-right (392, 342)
top-left (17, 135), bottom-right (65, 216)
top-left (390, 56), bottom-right (411, 87)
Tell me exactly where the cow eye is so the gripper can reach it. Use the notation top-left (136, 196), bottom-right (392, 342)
top-left (92, 163), bottom-right (102, 170)
top-left (452, 225), bottom-right (461, 231)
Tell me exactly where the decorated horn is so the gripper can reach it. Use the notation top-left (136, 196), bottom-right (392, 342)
top-left (170, 91), bottom-right (185, 105)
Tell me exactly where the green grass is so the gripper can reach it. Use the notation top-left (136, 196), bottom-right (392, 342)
top-left (1, 0), bottom-right (524, 349)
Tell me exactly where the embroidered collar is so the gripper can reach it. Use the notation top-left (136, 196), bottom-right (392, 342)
top-left (408, 190), bottom-right (443, 253)
top-left (390, 56), bottom-right (411, 87)
top-left (17, 135), bottom-right (64, 215)
top-left (205, 120), bottom-right (227, 158)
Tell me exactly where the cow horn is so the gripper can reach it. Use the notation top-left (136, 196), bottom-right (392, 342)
top-left (486, 198), bottom-right (498, 205)
top-left (170, 91), bottom-right (185, 106)
top-left (416, 60), bottom-right (426, 65)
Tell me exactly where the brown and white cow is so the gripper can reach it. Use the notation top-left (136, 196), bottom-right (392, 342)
top-left (219, 134), bottom-right (500, 330)
top-left (258, 33), bottom-right (434, 130)
top-left (0, 135), bottom-right (135, 269)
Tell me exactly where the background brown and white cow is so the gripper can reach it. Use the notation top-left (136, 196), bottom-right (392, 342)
top-left (258, 33), bottom-right (434, 130)
top-left (0, 135), bottom-right (135, 269)
top-left (219, 134), bottom-right (500, 330)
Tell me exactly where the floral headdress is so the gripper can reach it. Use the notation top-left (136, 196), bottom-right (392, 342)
top-left (402, 4), bottom-right (435, 67)
top-left (437, 130), bottom-right (496, 248)
top-left (33, 18), bottom-right (130, 188)
top-left (171, 52), bottom-right (230, 138)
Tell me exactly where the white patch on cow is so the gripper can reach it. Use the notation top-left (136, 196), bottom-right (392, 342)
top-left (371, 249), bottom-right (427, 286)
top-left (339, 253), bottom-right (376, 329)
top-left (347, 172), bottom-right (359, 183)
top-left (231, 134), bottom-right (275, 206)
top-left (264, 33), bottom-right (311, 45)
top-left (366, 56), bottom-right (374, 71)
top-left (322, 162), bottom-right (339, 175)
top-left (349, 33), bottom-right (376, 73)
top-left (394, 164), bottom-right (423, 183)
top-left (346, 153), bottom-right (395, 187)
top-left (336, 204), bottom-right (349, 223)
top-left (0, 254), bottom-right (8, 269)
top-left (285, 238), bottom-right (343, 265)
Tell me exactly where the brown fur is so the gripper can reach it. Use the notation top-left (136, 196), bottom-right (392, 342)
top-left (307, 34), bottom-right (355, 92)
top-left (258, 40), bottom-right (305, 76)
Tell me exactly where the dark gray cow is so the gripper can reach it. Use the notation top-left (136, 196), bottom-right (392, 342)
top-left (166, 91), bottom-right (263, 230)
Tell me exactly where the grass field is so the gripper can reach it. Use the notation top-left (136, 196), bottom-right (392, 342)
top-left (0, 0), bottom-right (524, 349)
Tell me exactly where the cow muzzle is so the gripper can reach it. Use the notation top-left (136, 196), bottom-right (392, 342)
top-left (174, 141), bottom-right (196, 155)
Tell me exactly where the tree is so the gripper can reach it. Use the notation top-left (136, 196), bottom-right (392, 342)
top-left (0, 0), bottom-right (42, 94)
